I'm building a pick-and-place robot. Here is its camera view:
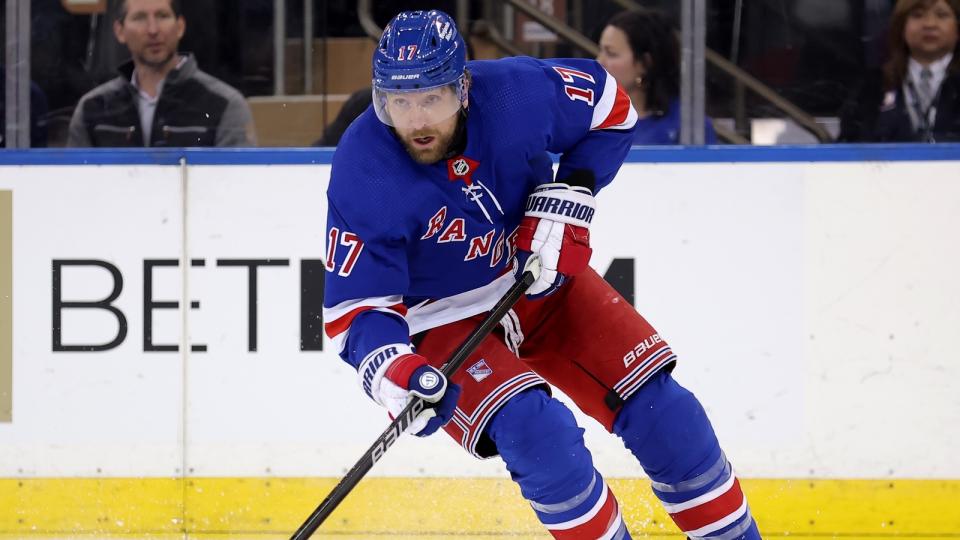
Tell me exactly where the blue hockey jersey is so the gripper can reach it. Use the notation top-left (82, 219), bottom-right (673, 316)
top-left (322, 56), bottom-right (637, 388)
top-left (633, 98), bottom-right (718, 145)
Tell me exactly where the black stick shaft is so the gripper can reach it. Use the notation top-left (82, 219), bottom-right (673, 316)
top-left (290, 270), bottom-right (535, 539)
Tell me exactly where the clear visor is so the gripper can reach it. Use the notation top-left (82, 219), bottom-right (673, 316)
top-left (373, 80), bottom-right (466, 129)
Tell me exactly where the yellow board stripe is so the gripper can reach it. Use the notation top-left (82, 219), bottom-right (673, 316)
top-left (1, 478), bottom-right (958, 535)
top-left (0, 190), bottom-right (11, 423)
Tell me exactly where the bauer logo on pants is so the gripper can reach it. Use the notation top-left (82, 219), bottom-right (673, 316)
top-left (1, 190), bottom-right (12, 422)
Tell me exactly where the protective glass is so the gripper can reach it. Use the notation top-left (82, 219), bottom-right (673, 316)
top-left (372, 79), bottom-right (466, 129)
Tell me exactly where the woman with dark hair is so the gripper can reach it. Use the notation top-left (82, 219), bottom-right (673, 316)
top-left (838, 0), bottom-right (960, 142)
top-left (596, 8), bottom-right (717, 144)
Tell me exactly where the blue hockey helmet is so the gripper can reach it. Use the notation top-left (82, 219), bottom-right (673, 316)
top-left (372, 10), bottom-right (468, 128)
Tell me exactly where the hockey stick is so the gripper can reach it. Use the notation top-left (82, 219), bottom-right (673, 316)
top-left (290, 258), bottom-right (540, 539)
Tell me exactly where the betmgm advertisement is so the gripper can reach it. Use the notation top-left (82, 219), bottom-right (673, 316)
top-left (0, 157), bottom-right (958, 536)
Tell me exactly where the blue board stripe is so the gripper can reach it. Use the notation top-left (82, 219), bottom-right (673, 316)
top-left (0, 144), bottom-right (957, 166)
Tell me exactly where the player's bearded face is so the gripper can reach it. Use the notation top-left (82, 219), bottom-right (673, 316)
top-left (384, 87), bottom-right (464, 164)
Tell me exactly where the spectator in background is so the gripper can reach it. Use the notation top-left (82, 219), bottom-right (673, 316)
top-left (314, 88), bottom-right (373, 147)
top-left (838, 0), bottom-right (960, 142)
top-left (68, 0), bottom-right (256, 147)
top-left (0, 71), bottom-right (50, 147)
top-left (596, 8), bottom-right (717, 144)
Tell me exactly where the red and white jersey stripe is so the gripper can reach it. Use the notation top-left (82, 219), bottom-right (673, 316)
top-left (324, 271), bottom-right (518, 354)
top-left (322, 295), bottom-right (407, 353)
top-left (590, 69), bottom-right (638, 131)
top-left (406, 271), bottom-right (517, 335)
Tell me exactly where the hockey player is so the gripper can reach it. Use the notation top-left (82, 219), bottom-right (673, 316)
top-left (323, 9), bottom-right (762, 540)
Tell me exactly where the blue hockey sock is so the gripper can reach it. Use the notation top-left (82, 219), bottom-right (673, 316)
top-left (613, 371), bottom-right (761, 539)
top-left (488, 389), bottom-right (631, 539)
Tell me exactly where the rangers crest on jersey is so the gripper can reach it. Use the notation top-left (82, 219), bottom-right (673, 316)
top-left (467, 359), bottom-right (493, 382)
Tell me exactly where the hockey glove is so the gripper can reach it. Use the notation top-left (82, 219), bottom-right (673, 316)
top-left (516, 171), bottom-right (596, 298)
top-left (376, 353), bottom-right (461, 437)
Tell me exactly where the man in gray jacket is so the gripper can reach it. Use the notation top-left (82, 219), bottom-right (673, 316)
top-left (68, 0), bottom-right (256, 147)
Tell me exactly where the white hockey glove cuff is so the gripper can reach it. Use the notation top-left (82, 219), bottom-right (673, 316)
top-left (357, 343), bottom-right (415, 404)
top-left (516, 182), bottom-right (595, 298)
top-left (358, 344), bottom-right (460, 437)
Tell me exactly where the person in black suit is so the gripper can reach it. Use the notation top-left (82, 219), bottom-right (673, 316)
top-left (838, 0), bottom-right (960, 142)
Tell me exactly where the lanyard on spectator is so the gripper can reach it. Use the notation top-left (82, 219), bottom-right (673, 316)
top-left (905, 79), bottom-right (940, 142)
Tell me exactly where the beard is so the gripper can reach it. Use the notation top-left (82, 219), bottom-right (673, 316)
top-left (397, 112), bottom-right (465, 164)
top-left (399, 127), bottom-right (456, 165)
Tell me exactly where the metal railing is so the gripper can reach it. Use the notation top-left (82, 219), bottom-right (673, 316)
top-left (4, 0), bottom-right (32, 148)
top-left (355, 0), bottom-right (830, 144)
top-left (500, 0), bottom-right (831, 143)
top-left (603, 0), bottom-right (831, 142)
top-left (471, 20), bottom-right (526, 57)
top-left (703, 49), bottom-right (831, 142)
